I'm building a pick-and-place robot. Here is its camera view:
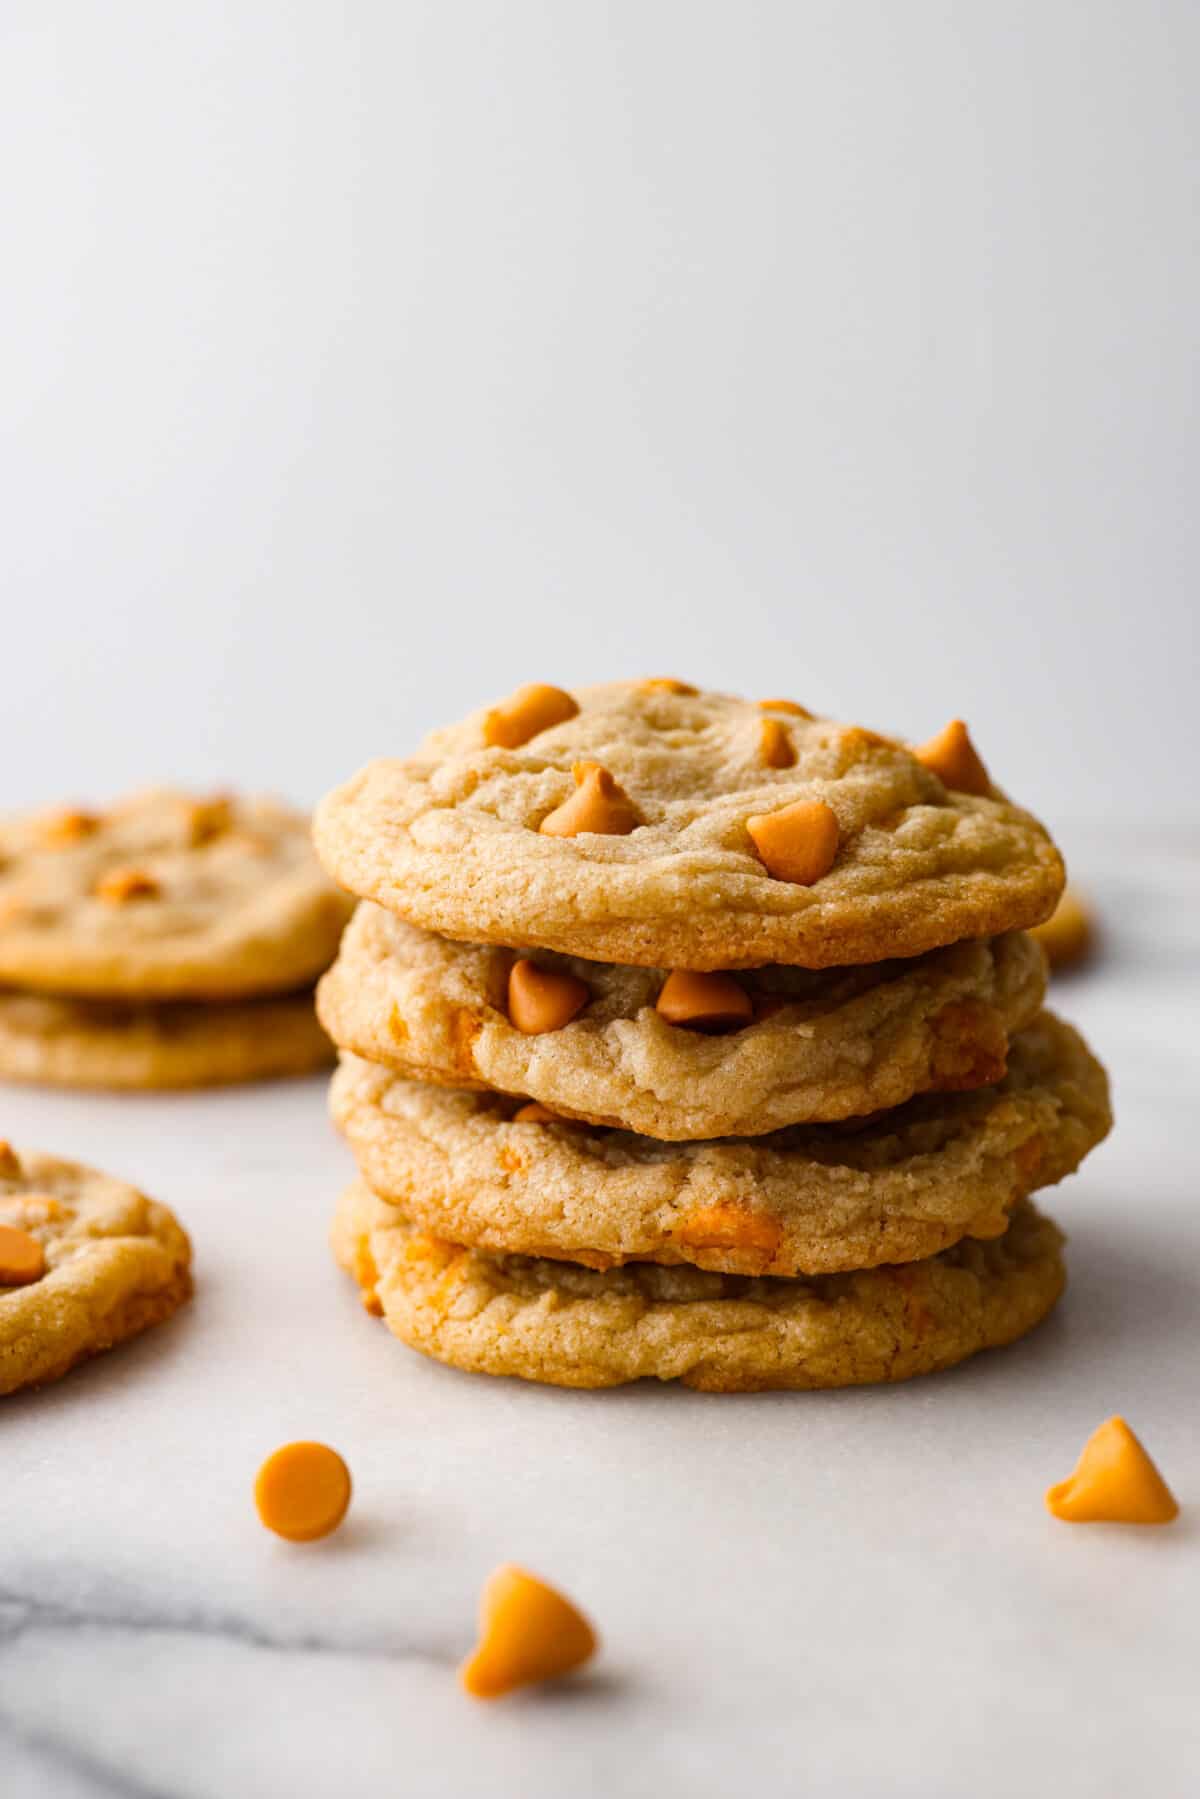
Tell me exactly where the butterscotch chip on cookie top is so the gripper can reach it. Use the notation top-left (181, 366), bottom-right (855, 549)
top-left (332, 1182), bottom-right (1066, 1391)
top-left (329, 1011), bottom-right (1110, 1277)
top-left (0, 789), bottom-right (353, 999)
top-left (0, 1144), bottom-right (192, 1395)
top-left (318, 907), bottom-right (1048, 1137)
top-left (313, 682), bottom-right (1064, 969)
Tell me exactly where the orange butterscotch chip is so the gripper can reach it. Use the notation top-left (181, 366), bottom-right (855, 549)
top-left (507, 960), bottom-right (589, 1035)
top-left (639, 677), bottom-right (697, 695)
top-left (254, 1441), bottom-right (353, 1542)
top-left (94, 866), bottom-right (160, 904)
top-left (676, 1204), bottom-right (782, 1261)
top-left (36, 807), bottom-right (100, 848)
top-left (539, 762), bottom-right (640, 838)
top-left (483, 683), bottom-right (579, 750)
top-left (1046, 1417), bottom-right (1179, 1525)
top-left (0, 1222), bottom-right (46, 1287)
top-left (758, 698), bottom-right (813, 718)
top-left (746, 798), bottom-right (839, 885)
top-left (758, 717), bottom-right (796, 769)
top-left (914, 719), bottom-right (991, 797)
top-left (656, 970), bottom-right (753, 1033)
top-left (0, 1140), bottom-right (20, 1178)
top-left (185, 794), bottom-right (235, 844)
top-left (460, 1565), bottom-right (598, 1699)
top-left (512, 1101), bottom-right (564, 1124)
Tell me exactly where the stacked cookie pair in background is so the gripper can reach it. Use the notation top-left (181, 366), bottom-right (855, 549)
top-left (0, 790), bottom-right (352, 1089)
top-left (315, 681), bottom-right (1111, 1392)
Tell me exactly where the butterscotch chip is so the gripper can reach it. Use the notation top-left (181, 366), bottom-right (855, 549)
top-left (1, 1149), bottom-right (191, 1394)
top-left (639, 678), bottom-right (697, 695)
top-left (333, 1185), bottom-right (1067, 1391)
top-left (0, 987), bottom-right (333, 1091)
top-left (0, 1222), bottom-right (46, 1286)
top-left (313, 682), bottom-right (1064, 971)
top-left (759, 717), bottom-right (796, 769)
top-left (0, 1141), bottom-right (20, 1179)
top-left (0, 787), bottom-right (352, 999)
top-left (539, 763), bottom-right (640, 838)
top-left (483, 684), bottom-right (579, 750)
top-left (1032, 885), bottom-right (1095, 972)
top-left (460, 1565), bottom-right (597, 1697)
top-left (512, 1102), bottom-right (564, 1124)
top-left (746, 799), bottom-right (839, 885)
top-left (329, 1012), bottom-right (1111, 1277)
top-left (655, 969), bottom-right (753, 1033)
top-left (318, 908), bottom-right (1048, 1137)
top-left (915, 719), bottom-right (990, 797)
top-left (507, 959), bottom-right (589, 1034)
top-left (94, 867), bottom-right (161, 904)
top-left (254, 1441), bottom-right (352, 1541)
top-left (36, 808), bottom-right (100, 848)
top-left (758, 699), bottom-right (813, 718)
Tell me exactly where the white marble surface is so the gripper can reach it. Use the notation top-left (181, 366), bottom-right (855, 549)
top-left (3, 845), bottom-right (1199, 1799)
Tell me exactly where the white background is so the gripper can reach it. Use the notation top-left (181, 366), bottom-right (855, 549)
top-left (2, 2), bottom-right (1197, 831)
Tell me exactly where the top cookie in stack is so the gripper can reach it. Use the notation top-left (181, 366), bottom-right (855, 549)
top-left (0, 789), bottom-right (352, 1088)
top-left (317, 681), bottom-right (1110, 1391)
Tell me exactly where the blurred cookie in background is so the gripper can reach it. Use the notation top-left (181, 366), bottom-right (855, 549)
top-left (0, 789), bottom-right (351, 1088)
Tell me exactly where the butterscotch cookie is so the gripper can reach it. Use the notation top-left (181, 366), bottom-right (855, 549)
top-left (313, 682), bottom-right (1064, 970)
top-left (333, 1182), bottom-right (1065, 1391)
top-left (1032, 885), bottom-right (1096, 973)
top-left (319, 907), bottom-right (1047, 1136)
top-left (0, 789), bottom-right (352, 999)
top-left (330, 1012), bottom-right (1110, 1276)
top-left (0, 1144), bottom-right (192, 1395)
top-left (0, 988), bottom-right (332, 1090)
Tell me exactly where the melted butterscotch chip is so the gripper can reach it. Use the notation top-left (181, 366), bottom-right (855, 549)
top-left (36, 808), bottom-right (100, 848)
top-left (94, 867), bottom-right (161, 904)
top-left (639, 678), bottom-right (697, 696)
top-left (539, 763), bottom-right (640, 838)
top-left (758, 698), bottom-right (813, 718)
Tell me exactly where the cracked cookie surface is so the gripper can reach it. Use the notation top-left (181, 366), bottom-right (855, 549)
top-left (0, 789), bottom-right (353, 999)
top-left (319, 907), bottom-right (1046, 1137)
top-left (0, 987), bottom-right (333, 1090)
top-left (313, 683), bottom-right (1064, 970)
top-left (1, 1146), bottom-right (192, 1395)
top-left (333, 1184), bottom-right (1065, 1390)
top-left (330, 1012), bottom-right (1110, 1276)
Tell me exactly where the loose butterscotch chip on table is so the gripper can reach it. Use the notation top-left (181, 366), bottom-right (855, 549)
top-left (460, 1565), bottom-right (598, 1697)
top-left (254, 1441), bottom-right (353, 1541)
top-left (1045, 1417), bottom-right (1179, 1524)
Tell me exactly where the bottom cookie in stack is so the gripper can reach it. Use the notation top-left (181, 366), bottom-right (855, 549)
top-left (329, 1011), bottom-right (1111, 1391)
top-left (333, 1183), bottom-right (1064, 1392)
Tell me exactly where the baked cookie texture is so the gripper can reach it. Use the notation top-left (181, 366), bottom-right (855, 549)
top-left (333, 1182), bottom-right (1065, 1391)
top-left (0, 1146), bottom-right (192, 1395)
top-left (0, 988), bottom-right (333, 1090)
top-left (319, 906), bottom-right (1047, 1137)
top-left (330, 1012), bottom-right (1111, 1277)
top-left (0, 789), bottom-right (353, 999)
top-left (313, 684), bottom-right (1064, 971)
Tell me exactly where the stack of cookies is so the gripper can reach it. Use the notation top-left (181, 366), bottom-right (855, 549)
top-left (0, 790), bottom-right (352, 1089)
top-left (315, 681), bottom-right (1111, 1392)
